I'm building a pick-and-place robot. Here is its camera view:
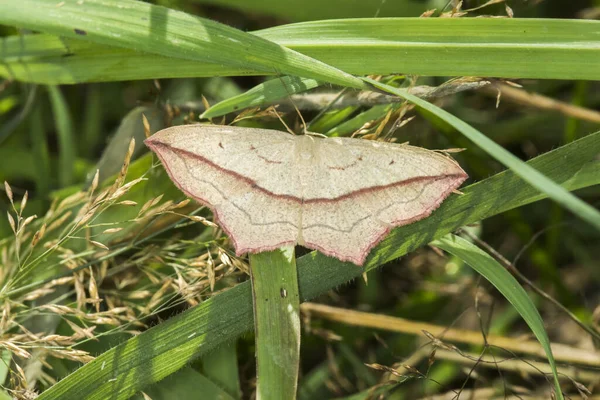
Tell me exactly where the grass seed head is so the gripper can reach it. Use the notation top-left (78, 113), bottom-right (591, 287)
top-left (137, 195), bottom-right (164, 218)
top-left (2, 341), bottom-right (31, 359)
top-left (102, 227), bottom-right (123, 234)
top-left (88, 267), bottom-right (101, 312)
top-left (21, 215), bottom-right (37, 230)
top-left (22, 288), bottom-right (55, 301)
top-left (66, 319), bottom-right (97, 341)
top-left (117, 200), bottom-right (138, 206)
top-left (7, 211), bottom-right (16, 234)
top-left (90, 240), bottom-right (109, 251)
top-left (20, 191), bottom-right (28, 214)
top-left (4, 181), bottom-right (14, 205)
top-left (142, 114), bottom-right (151, 139)
top-left (187, 215), bottom-right (217, 228)
top-left (90, 169), bottom-right (100, 194)
top-left (31, 223), bottom-right (47, 247)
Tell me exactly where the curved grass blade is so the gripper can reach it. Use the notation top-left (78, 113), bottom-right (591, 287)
top-left (202, 76), bottom-right (322, 118)
top-left (0, 0), bottom-right (365, 89)
top-left (81, 86), bottom-right (103, 158)
top-left (250, 247), bottom-right (300, 400)
top-left (92, 105), bottom-right (165, 185)
top-left (47, 85), bottom-right (75, 187)
top-left (36, 131), bottom-right (600, 400)
top-left (0, 84), bottom-right (37, 145)
top-left (28, 102), bottom-right (51, 199)
top-left (364, 77), bottom-right (600, 231)
top-left (0, 34), bottom-right (255, 84)
top-left (432, 234), bottom-right (563, 399)
top-left (140, 366), bottom-right (236, 400)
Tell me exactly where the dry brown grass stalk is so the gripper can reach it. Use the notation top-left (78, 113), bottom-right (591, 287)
top-left (301, 303), bottom-right (600, 368)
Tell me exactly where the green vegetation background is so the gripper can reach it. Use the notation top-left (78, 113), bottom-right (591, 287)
top-left (0, 0), bottom-right (599, 399)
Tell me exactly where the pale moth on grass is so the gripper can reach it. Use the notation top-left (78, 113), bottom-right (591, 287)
top-left (145, 124), bottom-right (467, 265)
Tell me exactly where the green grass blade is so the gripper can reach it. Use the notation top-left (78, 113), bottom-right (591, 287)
top-left (327, 104), bottom-right (393, 136)
top-left (3, 18), bottom-right (600, 84)
top-left (432, 234), bottom-right (563, 399)
top-left (46, 85), bottom-right (75, 187)
top-left (364, 77), bottom-right (600, 231)
top-left (0, 85), bottom-right (37, 145)
top-left (0, 34), bottom-right (253, 84)
top-left (0, 0), bottom-right (364, 89)
top-left (0, 350), bottom-right (12, 387)
top-left (308, 106), bottom-right (358, 133)
top-left (259, 18), bottom-right (600, 80)
top-left (250, 247), bottom-right (300, 400)
top-left (297, 361), bottom-right (332, 400)
top-left (36, 131), bottom-right (599, 400)
top-left (93, 105), bottom-right (164, 185)
top-left (38, 278), bottom-right (256, 400)
top-left (202, 76), bottom-right (322, 118)
top-left (28, 102), bottom-right (51, 199)
top-left (81, 86), bottom-right (103, 157)
top-left (201, 346), bottom-right (242, 399)
top-left (141, 367), bottom-right (236, 400)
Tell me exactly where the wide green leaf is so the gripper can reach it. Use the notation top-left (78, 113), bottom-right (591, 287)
top-left (202, 76), bottom-right (322, 118)
top-left (260, 18), bottom-right (600, 80)
top-left (2, 19), bottom-right (600, 83)
top-left (36, 131), bottom-right (600, 400)
top-left (0, 0), bottom-right (364, 88)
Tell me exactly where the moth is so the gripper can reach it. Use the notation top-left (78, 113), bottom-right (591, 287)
top-left (146, 125), bottom-right (467, 265)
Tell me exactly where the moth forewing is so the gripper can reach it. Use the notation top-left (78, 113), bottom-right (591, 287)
top-left (146, 125), bottom-right (467, 265)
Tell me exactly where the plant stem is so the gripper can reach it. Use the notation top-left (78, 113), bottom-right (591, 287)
top-left (250, 246), bottom-right (300, 400)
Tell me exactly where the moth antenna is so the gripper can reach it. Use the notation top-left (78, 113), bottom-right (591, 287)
top-left (290, 96), bottom-right (307, 135)
top-left (306, 131), bottom-right (327, 139)
top-left (270, 106), bottom-right (295, 136)
top-left (277, 75), bottom-right (307, 134)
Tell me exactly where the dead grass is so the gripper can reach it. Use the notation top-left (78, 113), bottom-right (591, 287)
top-left (0, 139), bottom-right (248, 396)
